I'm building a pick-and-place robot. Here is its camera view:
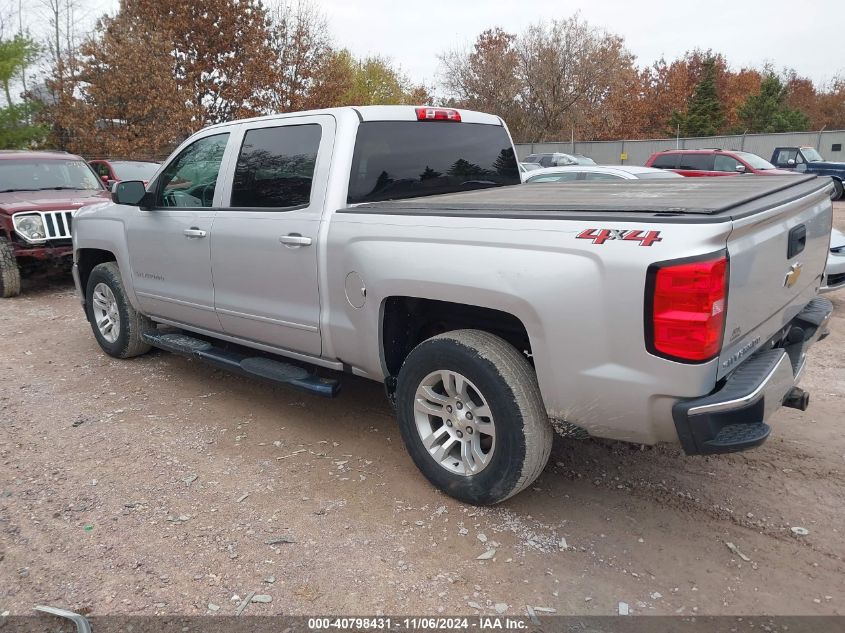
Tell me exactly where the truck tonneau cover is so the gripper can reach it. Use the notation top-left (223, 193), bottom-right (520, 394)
top-left (348, 174), bottom-right (827, 221)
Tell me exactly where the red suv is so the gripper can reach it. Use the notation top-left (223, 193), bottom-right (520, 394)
top-left (645, 149), bottom-right (796, 177)
top-left (0, 150), bottom-right (108, 298)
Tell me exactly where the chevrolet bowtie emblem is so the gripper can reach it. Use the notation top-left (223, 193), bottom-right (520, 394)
top-left (784, 262), bottom-right (803, 288)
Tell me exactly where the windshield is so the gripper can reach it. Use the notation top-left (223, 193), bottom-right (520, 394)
top-left (348, 121), bottom-right (520, 204)
top-left (734, 152), bottom-right (776, 170)
top-left (801, 148), bottom-right (824, 162)
top-left (0, 159), bottom-right (102, 192)
top-left (111, 161), bottom-right (159, 181)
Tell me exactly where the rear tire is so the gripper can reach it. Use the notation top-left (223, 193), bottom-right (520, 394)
top-left (86, 262), bottom-right (153, 358)
top-left (395, 329), bottom-right (553, 505)
top-left (0, 238), bottom-right (21, 298)
top-left (831, 178), bottom-right (844, 201)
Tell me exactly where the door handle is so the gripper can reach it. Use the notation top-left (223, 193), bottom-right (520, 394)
top-left (279, 234), bottom-right (312, 247)
top-left (183, 227), bottom-right (207, 238)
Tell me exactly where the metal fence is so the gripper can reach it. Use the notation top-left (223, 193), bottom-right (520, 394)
top-left (514, 129), bottom-right (845, 166)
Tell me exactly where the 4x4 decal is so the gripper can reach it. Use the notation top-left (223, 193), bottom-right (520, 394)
top-left (576, 228), bottom-right (662, 246)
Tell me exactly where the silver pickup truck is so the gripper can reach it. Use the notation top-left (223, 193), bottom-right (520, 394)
top-left (72, 106), bottom-right (834, 504)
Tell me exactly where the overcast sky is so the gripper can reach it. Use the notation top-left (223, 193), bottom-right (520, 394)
top-left (18, 0), bottom-right (845, 88)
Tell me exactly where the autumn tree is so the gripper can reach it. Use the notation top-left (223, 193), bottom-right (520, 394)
top-left (309, 49), bottom-right (429, 108)
top-left (49, 11), bottom-right (194, 157)
top-left (738, 72), bottom-right (809, 133)
top-left (439, 29), bottom-right (524, 134)
top-left (438, 16), bottom-right (636, 142)
top-left (40, 0), bottom-right (282, 155)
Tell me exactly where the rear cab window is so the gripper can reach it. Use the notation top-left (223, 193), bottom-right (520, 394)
top-left (231, 124), bottom-right (322, 208)
top-left (347, 121), bottom-right (519, 204)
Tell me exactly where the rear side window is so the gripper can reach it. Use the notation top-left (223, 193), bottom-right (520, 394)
top-left (231, 124), bottom-right (321, 208)
top-left (651, 154), bottom-right (678, 169)
top-left (348, 122), bottom-right (519, 204)
top-left (678, 154), bottom-right (714, 171)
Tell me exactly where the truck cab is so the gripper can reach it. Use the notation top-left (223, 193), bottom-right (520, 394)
top-left (771, 146), bottom-right (845, 200)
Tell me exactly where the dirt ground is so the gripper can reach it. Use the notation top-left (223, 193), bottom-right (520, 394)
top-left (1, 204), bottom-right (844, 618)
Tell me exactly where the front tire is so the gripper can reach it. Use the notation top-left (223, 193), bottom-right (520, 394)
top-left (86, 262), bottom-right (153, 358)
top-left (831, 178), bottom-right (844, 201)
top-left (0, 238), bottom-right (21, 298)
top-left (395, 329), bottom-right (553, 505)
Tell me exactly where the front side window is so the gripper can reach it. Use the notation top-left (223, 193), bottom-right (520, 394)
top-left (0, 159), bottom-right (103, 192)
top-left (713, 155), bottom-right (741, 172)
top-left (230, 124), bottom-right (321, 208)
top-left (348, 121), bottom-right (519, 204)
top-left (156, 133), bottom-right (229, 208)
top-left (775, 149), bottom-right (798, 166)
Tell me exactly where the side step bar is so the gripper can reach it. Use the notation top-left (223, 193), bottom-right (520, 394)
top-left (141, 331), bottom-right (340, 398)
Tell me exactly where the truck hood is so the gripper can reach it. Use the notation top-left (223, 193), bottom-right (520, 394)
top-left (0, 189), bottom-right (109, 215)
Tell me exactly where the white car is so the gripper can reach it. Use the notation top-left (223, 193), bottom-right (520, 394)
top-left (823, 228), bottom-right (845, 292)
top-left (522, 152), bottom-right (596, 167)
top-left (524, 164), bottom-right (685, 183)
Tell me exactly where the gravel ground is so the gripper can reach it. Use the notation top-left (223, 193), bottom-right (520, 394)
top-left (1, 203), bottom-right (843, 617)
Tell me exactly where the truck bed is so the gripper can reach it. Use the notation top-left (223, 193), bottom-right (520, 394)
top-left (347, 174), bottom-right (827, 222)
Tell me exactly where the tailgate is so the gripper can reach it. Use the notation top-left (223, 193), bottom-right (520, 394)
top-left (718, 183), bottom-right (832, 379)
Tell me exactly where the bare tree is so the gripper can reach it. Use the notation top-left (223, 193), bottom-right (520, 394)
top-left (438, 15), bottom-right (635, 142)
top-left (267, 0), bottom-right (332, 112)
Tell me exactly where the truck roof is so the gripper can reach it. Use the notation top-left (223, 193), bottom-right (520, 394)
top-left (203, 106), bottom-right (504, 131)
top-left (347, 174), bottom-right (826, 222)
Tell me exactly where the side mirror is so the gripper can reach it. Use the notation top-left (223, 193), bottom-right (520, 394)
top-left (735, 164), bottom-right (746, 173)
top-left (112, 180), bottom-right (148, 207)
top-left (787, 159), bottom-right (796, 166)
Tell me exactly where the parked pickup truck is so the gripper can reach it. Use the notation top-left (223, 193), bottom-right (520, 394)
top-left (771, 146), bottom-right (845, 200)
top-left (72, 106), bottom-right (834, 504)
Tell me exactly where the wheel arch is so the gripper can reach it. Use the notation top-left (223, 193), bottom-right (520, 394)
top-left (380, 296), bottom-right (534, 379)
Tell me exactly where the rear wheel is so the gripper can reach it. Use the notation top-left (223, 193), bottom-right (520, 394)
top-left (0, 238), bottom-right (21, 298)
top-left (395, 329), bottom-right (553, 505)
top-left (831, 178), bottom-right (843, 201)
top-left (86, 262), bottom-right (153, 358)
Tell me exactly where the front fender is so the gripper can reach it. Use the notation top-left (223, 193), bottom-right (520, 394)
top-left (73, 212), bottom-right (140, 311)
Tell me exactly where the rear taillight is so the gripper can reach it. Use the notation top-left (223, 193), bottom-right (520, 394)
top-left (646, 253), bottom-right (728, 362)
top-left (415, 107), bottom-right (461, 122)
